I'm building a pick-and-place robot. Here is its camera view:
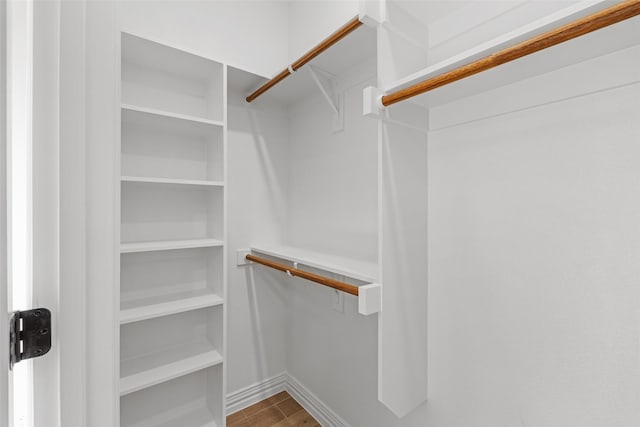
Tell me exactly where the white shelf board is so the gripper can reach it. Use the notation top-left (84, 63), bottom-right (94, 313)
top-left (120, 290), bottom-right (224, 324)
top-left (382, 2), bottom-right (640, 108)
top-left (121, 104), bottom-right (224, 127)
top-left (121, 176), bottom-right (224, 187)
top-left (120, 342), bottom-right (223, 396)
top-left (250, 244), bottom-right (378, 283)
top-left (122, 407), bottom-right (219, 427)
top-left (152, 408), bottom-right (219, 427)
top-left (121, 239), bottom-right (224, 254)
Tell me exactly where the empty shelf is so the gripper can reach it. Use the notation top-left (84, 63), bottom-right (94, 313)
top-left (120, 341), bottom-right (223, 396)
top-left (120, 290), bottom-right (224, 324)
top-left (122, 406), bottom-right (219, 427)
top-left (121, 176), bottom-right (224, 187)
top-left (121, 239), bottom-right (224, 253)
top-left (121, 104), bottom-right (224, 127)
top-left (152, 408), bottom-right (219, 427)
top-left (250, 244), bottom-right (378, 283)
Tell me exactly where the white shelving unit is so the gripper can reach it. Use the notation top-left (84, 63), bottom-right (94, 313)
top-left (119, 32), bottom-right (226, 427)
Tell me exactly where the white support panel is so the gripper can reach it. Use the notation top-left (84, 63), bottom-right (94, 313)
top-left (358, 283), bottom-right (381, 315)
top-left (378, 110), bottom-right (428, 417)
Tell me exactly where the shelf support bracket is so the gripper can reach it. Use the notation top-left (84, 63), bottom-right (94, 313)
top-left (308, 65), bottom-right (344, 133)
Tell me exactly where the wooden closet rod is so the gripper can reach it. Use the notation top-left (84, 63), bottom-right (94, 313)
top-left (245, 254), bottom-right (360, 296)
top-left (246, 16), bottom-right (363, 103)
top-left (381, 0), bottom-right (640, 107)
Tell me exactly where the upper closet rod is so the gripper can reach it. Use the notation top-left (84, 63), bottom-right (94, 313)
top-left (245, 253), bottom-right (360, 296)
top-left (381, 0), bottom-right (640, 107)
top-left (246, 16), bottom-right (363, 103)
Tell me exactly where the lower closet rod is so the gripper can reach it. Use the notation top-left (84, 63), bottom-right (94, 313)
top-left (245, 254), bottom-right (360, 296)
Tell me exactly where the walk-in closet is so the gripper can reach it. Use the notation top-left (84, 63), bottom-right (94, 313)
top-left (2, 1), bottom-right (640, 426)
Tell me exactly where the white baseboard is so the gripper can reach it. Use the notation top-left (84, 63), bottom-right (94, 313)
top-left (226, 372), bottom-right (350, 427)
top-left (225, 372), bottom-right (287, 415)
top-left (285, 373), bottom-right (350, 427)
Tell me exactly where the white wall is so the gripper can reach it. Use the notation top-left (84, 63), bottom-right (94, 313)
top-left (283, 65), bottom-right (390, 425)
top-left (287, 0), bottom-right (359, 63)
top-left (226, 84), bottom-right (291, 392)
top-left (118, 0), bottom-right (289, 78)
top-left (425, 47), bottom-right (640, 427)
top-left (285, 79), bottom-right (378, 261)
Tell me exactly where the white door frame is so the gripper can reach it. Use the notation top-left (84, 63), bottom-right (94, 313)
top-left (83, 2), bottom-right (119, 424)
top-left (5, 2), bottom-right (122, 424)
top-left (58, 1), bottom-right (89, 426)
top-left (31, 0), bottom-right (60, 424)
top-left (2, 2), bottom-right (92, 425)
top-left (1, 0), bottom-right (9, 425)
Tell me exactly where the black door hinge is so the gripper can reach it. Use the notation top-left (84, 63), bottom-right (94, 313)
top-left (9, 308), bottom-right (52, 369)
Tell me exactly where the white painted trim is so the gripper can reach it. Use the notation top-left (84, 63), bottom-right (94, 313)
top-left (221, 62), bottom-right (229, 424)
top-left (0, 2), bottom-right (8, 426)
top-left (59, 1), bottom-right (87, 425)
top-left (286, 374), bottom-right (350, 427)
top-left (31, 1), bottom-right (60, 424)
top-left (225, 372), bottom-right (287, 415)
top-left (226, 373), bottom-right (351, 427)
top-left (85, 2), bottom-right (119, 425)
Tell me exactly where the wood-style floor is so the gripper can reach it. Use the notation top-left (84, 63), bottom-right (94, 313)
top-left (227, 391), bottom-right (320, 427)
